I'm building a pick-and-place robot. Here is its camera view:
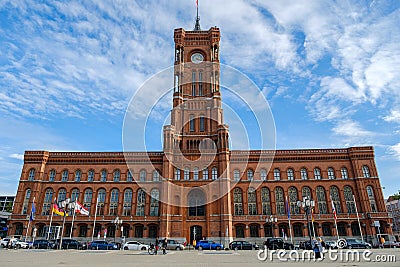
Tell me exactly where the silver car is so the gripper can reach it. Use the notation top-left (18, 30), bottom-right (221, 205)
top-left (166, 240), bottom-right (185, 250)
top-left (123, 241), bottom-right (149, 251)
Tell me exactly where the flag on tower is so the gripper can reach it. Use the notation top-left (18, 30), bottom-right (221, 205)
top-left (29, 199), bottom-right (36, 221)
top-left (285, 196), bottom-right (290, 220)
top-left (331, 199), bottom-right (337, 221)
top-left (52, 203), bottom-right (68, 216)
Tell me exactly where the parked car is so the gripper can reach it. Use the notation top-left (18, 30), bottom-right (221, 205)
top-left (195, 240), bottom-right (224, 250)
top-left (264, 238), bottom-right (294, 250)
top-left (88, 240), bottom-right (117, 250)
top-left (382, 241), bottom-right (400, 248)
top-left (32, 239), bottom-right (56, 249)
top-left (166, 239), bottom-right (185, 250)
top-left (1, 238), bottom-right (10, 248)
top-left (53, 239), bottom-right (86, 250)
top-left (324, 241), bottom-right (338, 249)
top-left (13, 239), bottom-right (30, 249)
top-left (345, 239), bottom-right (371, 249)
top-left (298, 241), bottom-right (313, 250)
top-left (123, 241), bottom-right (149, 251)
top-left (229, 241), bottom-right (259, 250)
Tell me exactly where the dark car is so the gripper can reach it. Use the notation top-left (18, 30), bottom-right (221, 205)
top-left (195, 240), bottom-right (224, 250)
top-left (298, 241), bottom-right (313, 250)
top-left (229, 241), bottom-right (259, 250)
top-left (324, 241), bottom-right (337, 249)
top-left (383, 241), bottom-right (400, 248)
top-left (32, 239), bottom-right (55, 249)
top-left (88, 240), bottom-right (117, 250)
top-left (345, 239), bottom-right (371, 249)
top-left (264, 238), bottom-right (294, 250)
top-left (53, 239), bottom-right (86, 250)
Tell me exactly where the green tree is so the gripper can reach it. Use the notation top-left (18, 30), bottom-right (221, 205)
top-left (5, 202), bottom-right (13, 212)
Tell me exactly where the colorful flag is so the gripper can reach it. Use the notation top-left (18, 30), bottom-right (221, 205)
top-left (29, 200), bottom-right (36, 221)
top-left (331, 198), bottom-right (337, 221)
top-left (52, 203), bottom-right (68, 216)
top-left (311, 207), bottom-right (315, 222)
top-left (196, 0), bottom-right (198, 7)
top-left (74, 201), bottom-right (89, 215)
top-left (285, 196), bottom-right (290, 220)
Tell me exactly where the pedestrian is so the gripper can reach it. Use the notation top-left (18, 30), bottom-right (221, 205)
top-left (380, 236), bottom-right (385, 249)
top-left (162, 238), bottom-right (167, 255)
top-left (313, 240), bottom-right (321, 259)
top-left (155, 238), bottom-right (159, 255)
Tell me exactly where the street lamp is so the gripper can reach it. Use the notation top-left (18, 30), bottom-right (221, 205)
top-left (112, 216), bottom-right (123, 243)
top-left (266, 215), bottom-right (277, 237)
top-left (58, 198), bottom-right (74, 250)
top-left (297, 196), bottom-right (315, 244)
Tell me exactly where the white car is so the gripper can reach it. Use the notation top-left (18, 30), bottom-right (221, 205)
top-left (1, 238), bottom-right (10, 247)
top-left (123, 241), bottom-right (149, 251)
top-left (13, 239), bottom-right (30, 249)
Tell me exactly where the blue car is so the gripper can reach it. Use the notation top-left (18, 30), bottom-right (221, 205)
top-left (88, 240), bottom-right (117, 250)
top-left (195, 240), bottom-right (224, 250)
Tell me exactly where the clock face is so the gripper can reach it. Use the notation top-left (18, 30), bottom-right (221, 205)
top-left (191, 53), bottom-right (204, 64)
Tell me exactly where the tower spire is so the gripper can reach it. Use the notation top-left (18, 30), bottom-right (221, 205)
top-left (194, 0), bottom-right (201, 30)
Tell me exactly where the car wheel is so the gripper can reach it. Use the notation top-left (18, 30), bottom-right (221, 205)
top-left (141, 247), bottom-right (146, 251)
top-left (176, 247), bottom-right (181, 250)
top-left (348, 246), bottom-right (352, 249)
top-left (216, 246), bottom-right (221, 251)
top-left (91, 246), bottom-right (96, 250)
top-left (16, 244), bottom-right (21, 249)
top-left (124, 246), bottom-right (128, 250)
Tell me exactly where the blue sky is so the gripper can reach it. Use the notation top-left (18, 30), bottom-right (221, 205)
top-left (0, 0), bottom-right (399, 197)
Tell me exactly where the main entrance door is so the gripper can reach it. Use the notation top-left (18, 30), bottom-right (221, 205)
top-left (190, 225), bottom-right (202, 245)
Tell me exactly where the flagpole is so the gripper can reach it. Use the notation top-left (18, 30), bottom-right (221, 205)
top-left (353, 194), bottom-right (364, 243)
top-left (25, 197), bottom-right (35, 242)
top-left (286, 196), bottom-right (293, 244)
top-left (92, 196), bottom-right (99, 242)
top-left (47, 198), bottom-right (56, 240)
top-left (331, 196), bottom-right (340, 241)
top-left (69, 202), bottom-right (76, 239)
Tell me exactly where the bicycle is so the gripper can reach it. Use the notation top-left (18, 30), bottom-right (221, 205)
top-left (148, 243), bottom-right (157, 255)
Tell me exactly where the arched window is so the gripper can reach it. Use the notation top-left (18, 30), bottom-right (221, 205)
top-left (175, 168), bottom-right (181, 180)
top-left (100, 170), bottom-right (107, 182)
top-left (193, 167), bottom-right (199, 180)
top-left (261, 169), bottom-right (267, 181)
top-left (261, 187), bottom-right (271, 215)
top-left (71, 188), bottom-right (79, 202)
top-left (184, 167), bottom-right (190, 180)
top-left (275, 187), bottom-right (285, 214)
top-left (113, 169), bottom-right (120, 182)
top-left (123, 189), bottom-right (132, 216)
top-left (42, 189), bottom-right (53, 215)
top-left (150, 189), bottom-right (159, 216)
top-left (109, 189), bottom-right (119, 215)
top-left (248, 187), bottom-right (257, 215)
top-left (127, 170), bottom-right (133, 182)
top-left (212, 167), bottom-right (218, 180)
top-left (330, 186), bottom-right (342, 213)
top-left (83, 189), bottom-right (92, 210)
top-left (302, 186), bottom-right (311, 198)
top-left (57, 188), bottom-right (66, 202)
top-left (327, 168), bottom-right (335, 179)
top-left (273, 168), bottom-right (280, 180)
top-left (136, 189), bottom-right (146, 216)
top-left (250, 224), bottom-right (260, 237)
top-left (188, 189), bottom-right (205, 216)
top-left (366, 186), bottom-right (377, 212)
top-left (191, 72), bottom-right (196, 96)
top-left (301, 168), bottom-right (308, 180)
top-left (234, 188), bottom-right (243, 215)
top-left (287, 168), bottom-right (294, 180)
top-left (233, 169), bottom-right (240, 181)
top-left (49, 169), bottom-right (56, 182)
top-left (343, 186), bottom-right (356, 213)
top-left (140, 170), bottom-right (146, 181)
top-left (288, 187), bottom-right (300, 214)
top-left (247, 169), bottom-right (254, 181)
top-left (97, 189), bottom-right (106, 215)
top-left (199, 71), bottom-right (203, 96)
top-left (362, 165), bottom-right (370, 178)
top-left (199, 116), bottom-right (205, 131)
top-left (341, 167), bottom-right (348, 179)
top-left (22, 189), bottom-right (31, 214)
top-left (316, 186), bottom-right (327, 214)
top-left (61, 170), bottom-right (69, 182)
top-left (28, 168), bottom-right (35, 181)
top-left (75, 170), bottom-right (81, 182)
top-left (314, 168), bottom-right (321, 180)
top-left (87, 170), bottom-right (94, 182)
top-left (202, 168), bottom-right (208, 180)
top-left (153, 170), bottom-right (160, 181)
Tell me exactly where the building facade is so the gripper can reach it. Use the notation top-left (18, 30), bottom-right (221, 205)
top-left (386, 196), bottom-right (400, 241)
top-left (9, 22), bottom-right (393, 245)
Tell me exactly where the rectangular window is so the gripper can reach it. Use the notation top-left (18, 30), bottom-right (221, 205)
top-left (199, 72), bottom-right (203, 95)
top-left (190, 115), bottom-right (195, 132)
top-left (192, 71), bottom-right (196, 96)
top-left (200, 117), bottom-right (205, 132)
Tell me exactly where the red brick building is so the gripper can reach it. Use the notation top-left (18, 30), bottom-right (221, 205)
top-left (9, 21), bottom-right (393, 246)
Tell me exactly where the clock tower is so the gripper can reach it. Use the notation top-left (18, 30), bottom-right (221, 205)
top-left (161, 15), bottom-right (233, 244)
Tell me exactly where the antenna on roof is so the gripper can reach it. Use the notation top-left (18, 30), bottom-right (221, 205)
top-left (194, 0), bottom-right (201, 30)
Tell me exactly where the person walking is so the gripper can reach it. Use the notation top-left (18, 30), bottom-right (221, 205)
top-left (162, 238), bottom-right (167, 255)
top-left (155, 238), bottom-right (159, 255)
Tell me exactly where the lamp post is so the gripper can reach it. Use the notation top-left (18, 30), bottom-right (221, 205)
top-left (58, 198), bottom-right (74, 250)
top-left (266, 215), bottom-right (277, 237)
top-left (112, 216), bottom-right (123, 243)
top-left (297, 196), bottom-right (315, 244)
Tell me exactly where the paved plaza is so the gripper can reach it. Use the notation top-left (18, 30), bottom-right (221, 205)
top-left (0, 248), bottom-right (399, 267)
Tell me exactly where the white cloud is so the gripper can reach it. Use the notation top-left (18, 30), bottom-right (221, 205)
top-left (332, 120), bottom-right (374, 138)
top-left (388, 143), bottom-right (400, 161)
top-left (384, 110), bottom-right (400, 124)
top-left (9, 153), bottom-right (24, 160)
